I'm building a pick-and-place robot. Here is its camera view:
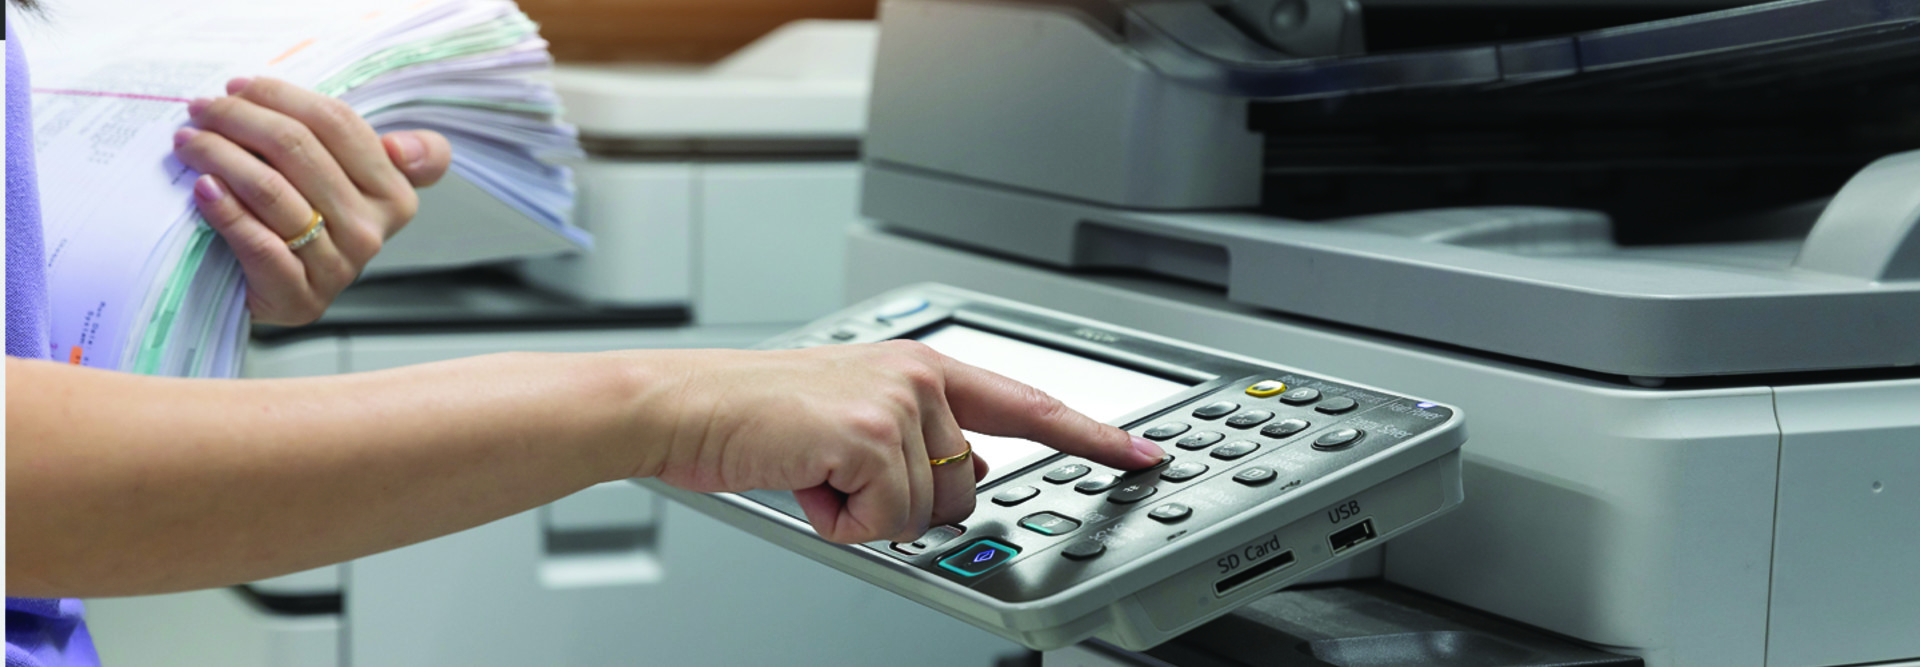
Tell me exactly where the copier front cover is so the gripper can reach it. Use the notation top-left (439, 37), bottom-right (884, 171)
top-left (641, 285), bottom-right (1467, 650)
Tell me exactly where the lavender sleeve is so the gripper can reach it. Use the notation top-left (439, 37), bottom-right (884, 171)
top-left (7, 20), bottom-right (105, 667)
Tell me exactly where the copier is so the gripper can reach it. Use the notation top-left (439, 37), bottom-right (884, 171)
top-left (845, 0), bottom-right (1920, 665)
top-left (81, 21), bottom-right (1030, 667)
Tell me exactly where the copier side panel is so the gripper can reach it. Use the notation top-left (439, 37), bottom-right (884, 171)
top-left (846, 226), bottom-right (1780, 667)
top-left (1770, 380), bottom-right (1920, 667)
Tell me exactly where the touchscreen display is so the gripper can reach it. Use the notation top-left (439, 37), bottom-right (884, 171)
top-left (916, 324), bottom-right (1194, 484)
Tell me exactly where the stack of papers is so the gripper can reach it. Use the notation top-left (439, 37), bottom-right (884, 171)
top-left (23, 0), bottom-right (585, 377)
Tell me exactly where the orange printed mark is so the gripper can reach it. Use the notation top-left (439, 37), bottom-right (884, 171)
top-left (269, 38), bottom-right (316, 66)
top-left (362, 10), bottom-right (381, 20)
top-left (69, 346), bottom-right (84, 365)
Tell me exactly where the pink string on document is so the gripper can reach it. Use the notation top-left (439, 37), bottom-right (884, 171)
top-left (31, 88), bottom-right (192, 104)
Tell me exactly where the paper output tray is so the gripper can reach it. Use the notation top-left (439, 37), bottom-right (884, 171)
top-left (865, 151), bottom-right (1920, 379)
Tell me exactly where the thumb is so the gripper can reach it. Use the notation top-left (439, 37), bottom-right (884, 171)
top-left (381, 130), bottom-right (453, 188)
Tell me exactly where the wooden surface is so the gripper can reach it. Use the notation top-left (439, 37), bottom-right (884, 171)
top-left (520, 0), bottom-right (880, 63)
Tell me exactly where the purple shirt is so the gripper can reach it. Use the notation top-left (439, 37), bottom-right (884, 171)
top-left (7, 20), bottom-right (105, 667)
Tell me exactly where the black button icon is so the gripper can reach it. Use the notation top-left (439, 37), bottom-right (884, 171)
top-left (889, 525), bottom-right (965, 556)
top-left (1225, 411), bottom-right (1275, 429)
top-left (1075, 474), bottom-right (1122, 494)
top-left (1176, 431), bottom-right (1226, 450)
top-left (1160, 461), bottom-right (1209, 482)
top-left (1142, 422), bottom-right (1192, 441)
top-left (992, 485), bottom-right (1040, 506)
top-left (1279, 387), bottom-right (1322, 405)
top-left (1233, 467), bottom-right (1279, 486)
top-left (1018, 512), bottom-right (1082, 536)
top-left (1108, 483), bottom-right (1158, 504)
top-left (1211, 440), bottom-right (1261, 460)
top-left (1261, 418), bottom-right (1311, 439)
top-left (1191, 401), bottom-right (1240, 420)
top-left (1044, 464), bottom-right (1091, 484)
top-left (1149, 504), bottom-right (1192, 523)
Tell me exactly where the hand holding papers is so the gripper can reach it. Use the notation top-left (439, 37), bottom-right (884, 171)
top-left (25, 0), bottom-right (585, 377)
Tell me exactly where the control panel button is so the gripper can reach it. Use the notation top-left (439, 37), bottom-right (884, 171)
top-left (1175, 431), bottom-right (1226, 450)
top-left (1062, 539), bottom-right (1106, 561)
top-left (1313, 428), bottom-right (1366, 450)
top-left (1075, 474), bottom-right (1122, 494)
top-left (1211, 441), bottom-right (1262, 460)
top-left (1019, 512), bottom-right (1082, 536)
top-left (1044, 464), bottom-right (1092, 484)
top-left (830, 329), bottom-right (860, 342)
top-left (1108, 482), bottom-right (1158, 505)
top-left (1191, 401), bottom-right (1240, 420)
top-left (1245, 380), bottom-right (1287, 398)
top-left (1279, 387), bottom-right (1323, 405)
top-left (1233, 467), bottom-right (1279, 486)
top-left (1225, 410), bottom-right (1275, 429)
top-left (939, 539), bottom-right (1020, 577)
top-left (1142, 422), bottom-right (1192, 441)
top-left (992, 485), bottom-right (1041, 507)
top-left (1261, 418), bottom-right (1312, 439)
top-left (1315, 397), bottom-right (1359, 415)
top-left (1124, 454), bottom-right (1175, 478)
top-left (890, 525), bottom-right (965, 556)
top-left (874, 297), bottom-right (932, 322)
top-left (1160, 461), bottom-right (1209, 482)
top-left (1149, 504), bottom-right (1193, 523)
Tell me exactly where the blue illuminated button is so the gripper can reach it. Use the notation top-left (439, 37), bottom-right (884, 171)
top-left (940, 539), bottom-right (1021, 577)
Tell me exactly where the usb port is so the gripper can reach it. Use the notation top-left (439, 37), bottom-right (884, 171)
top-left (1213, 550), bottom-right (1296, 595)
top-left (1328, 519), bottom-right (1376, 555)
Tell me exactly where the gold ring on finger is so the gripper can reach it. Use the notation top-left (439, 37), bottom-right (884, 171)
top-left (286, 210), bottom-right (327, 251)
top-left (929, 440), bottom-right (973, 467)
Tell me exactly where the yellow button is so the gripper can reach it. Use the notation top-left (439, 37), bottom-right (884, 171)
top-left (1245, 380), bottom-right (1287, 398)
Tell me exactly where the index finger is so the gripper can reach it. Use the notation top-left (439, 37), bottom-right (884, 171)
top-left (938, 357), bottom-right (1165, 470)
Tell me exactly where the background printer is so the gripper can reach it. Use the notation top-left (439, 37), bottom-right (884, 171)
top-left (848, 0), bottom-right (1920, 665)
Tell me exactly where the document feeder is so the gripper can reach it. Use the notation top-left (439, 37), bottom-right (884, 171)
top-left (640, 285), bottom-right (1466, 650)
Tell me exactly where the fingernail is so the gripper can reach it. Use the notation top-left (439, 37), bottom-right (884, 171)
top-left (194, 174), bottom-right (226, 202)
top-left (225, 77), bottom-right (253, 95)
top-left (187, 97), bottom-right (213, 116)
top-left (388, 132), bottom-right (426, 170)
top-left (173, 127), bottom-right (199, 147)
top-left (1131, 436), bottom-right (1167, 463)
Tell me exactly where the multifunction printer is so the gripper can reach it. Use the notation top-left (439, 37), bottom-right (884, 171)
top-left (848, 0), bottom-right (1920, 665)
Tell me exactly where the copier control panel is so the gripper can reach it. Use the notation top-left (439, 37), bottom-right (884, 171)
top-left (640, 284), bottom-right (1467, 650)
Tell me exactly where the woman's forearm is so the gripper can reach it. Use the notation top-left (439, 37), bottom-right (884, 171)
top-left (5, 352), bottom-right (670, 598)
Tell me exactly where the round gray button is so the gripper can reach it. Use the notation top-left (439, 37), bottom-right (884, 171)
top-left (1313, 428), bottom-right (1365, 450)
top-left (1149, 504), bottom-right (1193, 523)
top-left (1062, 539), bottom-right (1106, 561)
top-left (1192, 401), bottom-right (1240, 420)
top-left (1176, 431), bottom-right (1226, 450)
